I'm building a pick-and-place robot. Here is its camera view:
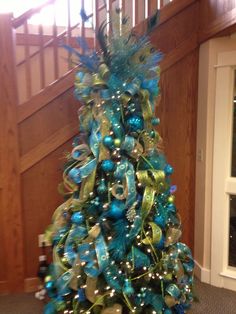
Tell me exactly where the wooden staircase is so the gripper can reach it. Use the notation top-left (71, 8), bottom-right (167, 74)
top-left (0, 0), bottom-right (199, 294)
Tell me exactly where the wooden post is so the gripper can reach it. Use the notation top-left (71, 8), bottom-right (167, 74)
top-left (0, 14), bottom-right (24, 292)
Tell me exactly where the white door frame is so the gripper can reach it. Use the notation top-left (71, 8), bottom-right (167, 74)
top-left (211, 51), bottom-right (236, 291)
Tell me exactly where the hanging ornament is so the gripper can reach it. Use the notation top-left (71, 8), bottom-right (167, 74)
top-left (126, 115), bottom-right (144, 132)
top-left (165, 164), bottom-right (174, 175)
top-left (71, 212), bottom-right (84, 224)
top-left (151, 117), bottom-right (160, 126)
top-left (103, 135), bottom-right (114, 149)
top-left (97, 179), bottom-right (108, 195)
top-left (101, 159), bottom-right (116, 173)
top-left (126, 205), bottom-right (136, 222)
top-left (108, 199), bottom-right (126, 219)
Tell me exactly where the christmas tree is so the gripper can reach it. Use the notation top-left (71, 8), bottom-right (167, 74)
top-left (43, 10), bottom-right (194, 314)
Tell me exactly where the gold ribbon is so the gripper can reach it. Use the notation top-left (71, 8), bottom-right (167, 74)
top-left (140, 89), bottom-right (153, 128)
top-left (98, 114), bottom-right (111, 162)
top-left (137, 170), bottom-right (166, 220)
top-left (165, 227), bottom-right (182, 247)
top-left (142, 222), bottom-right (162, 245)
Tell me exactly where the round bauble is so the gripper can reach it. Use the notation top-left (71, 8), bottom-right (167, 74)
top-left (45, 280), bottom-right (54, 290)
top-left (108, 199), bottom-right (126, 219)
top-left (103, 135), bottom-right (114, 149)
top-left (165, 164), bottom-right (174, 175)
top-left (168, 195), bottom-right (175, 203)
top-left (101, 159), bottom-right (116, 173)
top-left (71, 211), bottom-right (84, 224)
top-left (151, 117), bottom-right (160, 126)
top-left (97, 182), bottom-right (107, 195)
top-left (114, 138), bottom-right (121, 147)
top-left (126, 115), bottom-right (144, 132)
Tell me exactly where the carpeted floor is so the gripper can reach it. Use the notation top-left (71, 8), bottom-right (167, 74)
top-left (0, 279), bottom-right (236, 313)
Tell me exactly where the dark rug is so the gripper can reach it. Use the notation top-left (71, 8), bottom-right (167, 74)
top-left (0, 279), bottom-right (236, 313)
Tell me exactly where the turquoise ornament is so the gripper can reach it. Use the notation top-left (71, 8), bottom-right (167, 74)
top-left (101, 159), bottom-right (116, 173)
top-left (151, 117), bottom-right (160, 126)
top-left (45, 281), bottom-right (54, 290)
top-left (126, 115), bottom-right (144, 132)
top-left (165, 164), bottom-right (174, 175)
top-left (103, 135), bottom-right (114, 149)
top-left (108, 199), bottom-right (126, 219)
top-left (71, 212), bottom-right (84, 224)
top-left (97, 181), bottom-right (107, 194)
top-left (150, 130), bottom-right (156, 138)
top-left (164, 309), bottom-right (172, 314)
top-left (123, 279), bottom-right (134, 296)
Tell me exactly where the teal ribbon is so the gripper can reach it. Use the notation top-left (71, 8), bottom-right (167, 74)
top-left (104, 104), bottom-right (124, 140)
top-left (121, 136), bottom-right (135, 152)
top-left (125, 161), bottom-right (137, 208)
top-left (77, 234), bottom-right (109, 278)
top-left (89, 120), bottom-right (101, 158)
top-left (56, 270), bottom-right (73, 296)
top-left (64, 226), bottom-right (88, 265)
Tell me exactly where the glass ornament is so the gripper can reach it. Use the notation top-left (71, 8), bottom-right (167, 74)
top-left (165, 164), bottom-right (174, 175)
top-left (103, 135), bottom-right (114, 148)
top-left (126, 115), bottom-right (144, 132)
top-left (101, 159), bottom-right (116, 172)
top-left (71, 212), bottom-right (84, 224)
top-left (108, 199), bottom-right (126, 219)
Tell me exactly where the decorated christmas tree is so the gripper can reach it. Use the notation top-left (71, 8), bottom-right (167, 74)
top-left (43, 9), bottom-right (194, 314)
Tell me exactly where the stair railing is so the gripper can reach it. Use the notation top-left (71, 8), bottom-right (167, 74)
top-left (7, 0), bottom-right (172, 105)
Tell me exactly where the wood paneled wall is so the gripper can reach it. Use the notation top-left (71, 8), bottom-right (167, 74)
top-left (1, 0), bottom-right (236, 293)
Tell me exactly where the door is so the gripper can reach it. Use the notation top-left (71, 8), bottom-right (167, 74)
top-left (211, 51), bottom-right (236, 291)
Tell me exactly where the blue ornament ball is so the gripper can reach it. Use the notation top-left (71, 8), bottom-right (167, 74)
top-left (151, 117), bottom-right (160, 126)
top-left (45, 281), bottom-right (54, 290)
top-left (101, 159), bottom-right (116, 173)
top-left (71, 212), bottom-right (84, 224)
top-left (103, 135), bottom-right (114, 149)
top-left (127, 115), bottom-right (144, 132)
top-left (165, 164), bottom-right (174, 175)
top-left (108, 199), bottom-right (126, 219)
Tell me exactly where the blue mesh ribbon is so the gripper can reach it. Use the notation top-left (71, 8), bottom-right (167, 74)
top-left (77, 234), bottom-right (109, 278)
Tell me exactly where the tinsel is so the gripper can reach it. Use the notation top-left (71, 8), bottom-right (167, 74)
top-left (43, 8), bottom-right (194, 314)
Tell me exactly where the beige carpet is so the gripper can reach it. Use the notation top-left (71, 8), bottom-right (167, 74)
top-left (0, 279), bottom-right (236, 313)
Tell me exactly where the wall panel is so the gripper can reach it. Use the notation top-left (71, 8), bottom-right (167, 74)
top-left (22, 140), bottom-right (75, 278)
top-left (157, 50), bottom-right (198, 249)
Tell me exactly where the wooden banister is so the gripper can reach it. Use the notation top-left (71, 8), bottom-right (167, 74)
top-left (13, 0), bottom-right (174, 104)
top-left (12, 0), bottom-right (56, 28)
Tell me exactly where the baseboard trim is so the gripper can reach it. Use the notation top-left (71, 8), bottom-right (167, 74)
top-left (0, 280), bottom-right (9, 294)
top-left (24, 277), bottom-right (41, 293)
top-left (194, 260), bottom-right (210, 283)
